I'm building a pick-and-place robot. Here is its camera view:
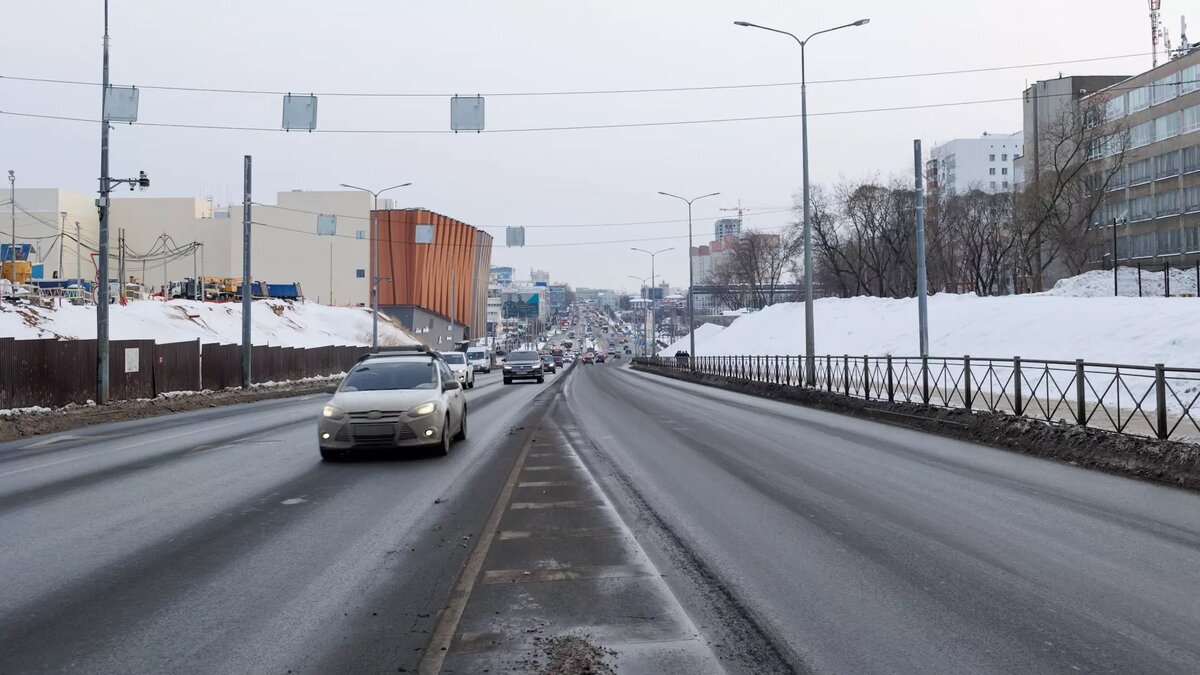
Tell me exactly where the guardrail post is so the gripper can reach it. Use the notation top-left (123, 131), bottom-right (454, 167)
top-left (886, 355), bottom-right (895, 402)
top-left (843, 355), bottom-right (850, 396)
top-left (963, 355), bottom-right (972, 411)
top-left (1013, 356), bottom-right (1023, 416)
top-left (826, 357), bottom-right (832, 392)
top-left (921, 355), bottom-right (930, 405)
top-left (785, 356), bottom-right (792, 386)
top-left (1075, 359), bottom-right (1087, 426)
top-left (1155, 363), bottom-right (1168, 439)
top-left (863, 355), bottom-right (871, 400)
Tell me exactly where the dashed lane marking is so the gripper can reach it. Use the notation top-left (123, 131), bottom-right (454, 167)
top-left (497, 527), bottom-right (624, 541)
top-left (516, 480), bottom-right (578, 488)
top-left (482, 564), bottom-right (657, 585)
top-left (509, 499), bottom-right (606, 510)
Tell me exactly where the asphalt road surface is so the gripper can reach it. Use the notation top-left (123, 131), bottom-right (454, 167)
top-left (3, 358), bottom-right (1199, 674)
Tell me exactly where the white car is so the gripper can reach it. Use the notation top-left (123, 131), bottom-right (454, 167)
top-left (466, 347), bottom-right (492, 373)
top-left (318, 347), bottom-right (467, 460)
top-left (439, 351), bottom-right (476, 389)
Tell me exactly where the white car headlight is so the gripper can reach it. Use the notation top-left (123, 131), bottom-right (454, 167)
top-left (409, 401), bottom-right (438, 417)
top-left (322, 404), bottom-right (344, 420)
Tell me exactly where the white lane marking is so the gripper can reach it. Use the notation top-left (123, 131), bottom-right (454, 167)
top-left (281, 498), bottom-right (307, 505)
top-left (0, 408), bottom-right (309, 478)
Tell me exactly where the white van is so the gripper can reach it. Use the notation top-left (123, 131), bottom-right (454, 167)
top-left (466, 347), bottom-right (492, 373)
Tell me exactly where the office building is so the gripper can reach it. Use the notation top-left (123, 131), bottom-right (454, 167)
top-left (927, 132), bottom-right (1022, 193)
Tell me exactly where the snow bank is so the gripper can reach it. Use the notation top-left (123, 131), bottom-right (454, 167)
top-left (0, 299), bottom-right (419, 348)
top-left (691, 292), bottom-right (1200, 367)
top-left (657, 323), bottom-right (726, 357)
top-left (1045, 266), bottom-right (1200, 298)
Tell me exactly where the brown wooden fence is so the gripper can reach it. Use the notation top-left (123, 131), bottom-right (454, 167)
top-left (0, 339), bottom-right (368, 409)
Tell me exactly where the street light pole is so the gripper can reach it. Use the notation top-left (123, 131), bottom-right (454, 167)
top-left (627, 274), bottom-right (650, 357)
top-left (7, 170), bottom-right (14, 287)
top-left (658, 191), bottom-right (718, 367)
top-left (734, 18), bottom-right (869, 386)
top-left (340, 182), bottom-right (412, 350)
top-left (631, 247), bottom-right (673, 357)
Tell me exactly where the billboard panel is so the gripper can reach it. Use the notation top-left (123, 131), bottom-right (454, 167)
top-left (501, 292), bottom-right (540, 318)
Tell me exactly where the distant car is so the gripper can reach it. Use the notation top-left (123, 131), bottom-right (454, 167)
top-left (466, 347), bottom-right (491, 373)
top-left (611, 352), bottom-right (621, 360)
top-left (596, 353), bottom-right (606, 364)
top-left (318, 347), bottom-right (466, 460)
top-left (439, 351), bottom-right (476, 389)
top-left (504, 350), bottom-right (545, 384)
top-left (581, 353), bottom-right (594, 364)
top-left (540, 354), bottom-right (557, 373)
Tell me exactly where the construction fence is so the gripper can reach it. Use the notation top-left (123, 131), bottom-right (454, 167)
top-left (638, 353), bottom-right (1200, 443)
top-left (0, 338), bottom-right (369, 409)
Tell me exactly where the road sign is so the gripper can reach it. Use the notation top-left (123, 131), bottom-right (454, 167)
top-left (451, 96), bottom-right (485, 132)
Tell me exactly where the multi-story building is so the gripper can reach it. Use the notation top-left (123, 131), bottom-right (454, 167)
top-left (490, 266), bottom-right (514, 285)
top-left (714, 218), bottom-right (741, 239)
top-left (926, 132), bottom-right (1022, 194)
top-left (1083, 47), bottom-right (1200, 268)
top-left (530, 268), bottom-right (550, 284)
top-left (374, 208), bottom-right (493, 346)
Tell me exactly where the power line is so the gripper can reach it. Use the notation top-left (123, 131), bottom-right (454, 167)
top-left (4, 75), bottom-right (1184, 135)
top-left (252, 201), bottom-right (794, 228)
top-left (0, 52), bottom-right (1154, 98)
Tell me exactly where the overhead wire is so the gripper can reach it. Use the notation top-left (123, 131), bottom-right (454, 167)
top-left (0, 51), bottom-right (1155, 98)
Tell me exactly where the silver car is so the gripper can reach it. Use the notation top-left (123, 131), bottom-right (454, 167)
top-left (439, 351), bottom-right (476, 389)
top-left (318, 349), bottom-right (466, 460)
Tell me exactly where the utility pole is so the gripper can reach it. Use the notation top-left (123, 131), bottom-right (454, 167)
top-left (59, 211), bottom-right (67, 280)
top-left (8, 170), bottom-right (15, 287)
top-left (200, 242), bottom-right (205, 301)
top-left (193, 241), bottom-right (199, 301)
top-left (449, 267), bottom-right (456, 348)
top-left (913, 139), bottom-right (929, 357)
top-left (120, 228), bottom-right (127, 304)
top-left (97, 0), bottom-right (112, 404)
top-left (242, 155), bottom-right (252, 387)
top-left (75, 222), bottom-right (81, 286)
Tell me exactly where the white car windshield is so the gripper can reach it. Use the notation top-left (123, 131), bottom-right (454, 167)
top-left (441, 353), bottom-right (467, 365)
top-left (467, 350), bottom-right (486, 360)
top-left (341, 361), bottom-right (438, 391)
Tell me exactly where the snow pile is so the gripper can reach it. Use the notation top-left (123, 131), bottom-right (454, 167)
top-left (1045, 266), bottom-right (1199, 298)
top-left (689, 292), bottom-right (1200, 367)
top-left (657, 323), bottom-right (726, 357)
top-left (0, 299), bottom-right (419, 348)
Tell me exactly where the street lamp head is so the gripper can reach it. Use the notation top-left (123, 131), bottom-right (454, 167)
top-left (733, 21), bottom-right (752, 27)
top-left (853, 18), bottom-right (870, 26)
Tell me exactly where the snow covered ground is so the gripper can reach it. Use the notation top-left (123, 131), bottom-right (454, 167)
top-left (0, 298), bottom-right (419, 348)
top-left (658, 323), bottom-right (726, 357)
top-left (664, 270), bottom-right (1200, 369)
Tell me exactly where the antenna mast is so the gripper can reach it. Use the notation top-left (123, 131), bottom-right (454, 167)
top-left (1150, 0), bottom-right (1163, 67)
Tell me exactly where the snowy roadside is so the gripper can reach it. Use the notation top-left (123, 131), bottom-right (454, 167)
top-left (0, 376), bottom-right (340, 443)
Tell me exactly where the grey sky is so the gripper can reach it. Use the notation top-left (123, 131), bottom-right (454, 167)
top-left (2, 0), bottom-right (1174, 291)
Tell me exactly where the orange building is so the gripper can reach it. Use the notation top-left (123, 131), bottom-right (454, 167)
top-left (373, 208), bottom-right (493, 346)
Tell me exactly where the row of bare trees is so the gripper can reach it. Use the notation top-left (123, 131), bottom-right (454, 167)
top-left (703, 98), bottom-right (1127, 305)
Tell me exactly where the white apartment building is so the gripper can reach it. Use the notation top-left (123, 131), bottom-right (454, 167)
top-left (927, 131), bottom-right (1022, 193)
top-left (7, 187), bottom-right (380, 305)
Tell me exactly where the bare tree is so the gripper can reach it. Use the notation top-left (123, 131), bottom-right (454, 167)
top-left (709, 227), bottom-right (804, 309)
top-left (1017, 97), bottom-right (1128, 287)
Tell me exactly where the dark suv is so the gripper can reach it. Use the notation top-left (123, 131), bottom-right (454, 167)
top-left (504, 350), bottom-right (545, 384)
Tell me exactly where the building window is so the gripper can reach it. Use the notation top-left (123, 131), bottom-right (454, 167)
top-left (1130, 195), bottom-right (1154, 221)
top-left (1133, 232), bottom-right (1157, 257)
top-left (989, 167), bottom-right (996, 175)
top-left (1152, 73), bottom-right (1179, 106)
top-left (1128, 85), bottom-right (1152, 112)
top-left (355, 230), bottom-right (366, 240)
top-left (989, 154), bottom-right (995, 161)
top-left (1155, 151), bottom-right (1180, 178)
top-left (1130, 120), bottom-right (1154, 148)
top-left (1183, 64), bottom-right (1200, 95)
top-left (1155, 112), bottom-right (1180, 141)
top-left (1107, 93), bottom-right (1127, 120)
top-left (1001, 167), bottom-right (1008, 175)
top-left (356, 269), bottom-right (366, 278)
top-left (1001, 153), bottom-right (1008, 161)
top-left (1108, 166), bottom-right (1127, 190)
top-left (1117, 235), bottom-right (1131, 259)
top-left (1128, 157), bottom-right (1154, 184)
top-left (1186, 186), bottom-right (1200, 212)
top-left (1184, 105), bottom-right (1200, 134)
top-left (1159, 228), bottom-right (1183, 254)
top-left (990, 181), bottom-right (997, 189)
top-left (1186, 226), bottom-right (1200, 252)
top-left (1185, 145), bottom-right (1200, 173)
top-left (1002, 181), bottom-right (1009, 188)
top-left (1156, 189), bottom-right (1180, 216)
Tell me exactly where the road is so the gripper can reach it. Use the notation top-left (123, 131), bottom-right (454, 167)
top-left (3, 356), bottom-right (1199, 674)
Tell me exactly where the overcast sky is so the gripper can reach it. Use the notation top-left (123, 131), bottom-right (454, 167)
top-left (2, 0), bottom-right (1178, 291)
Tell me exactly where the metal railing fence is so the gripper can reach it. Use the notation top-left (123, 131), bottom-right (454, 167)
top-left (636, 354), bottom-right (1200, 442)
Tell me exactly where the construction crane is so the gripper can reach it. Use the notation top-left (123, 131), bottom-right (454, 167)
top-left (719, 200), bottom-right (756, 228)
